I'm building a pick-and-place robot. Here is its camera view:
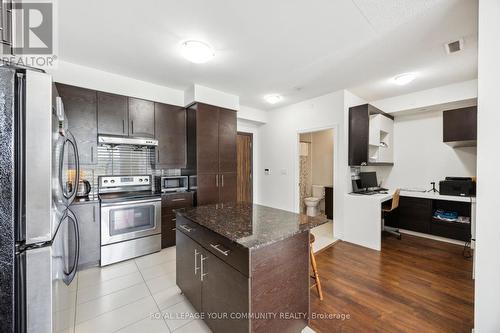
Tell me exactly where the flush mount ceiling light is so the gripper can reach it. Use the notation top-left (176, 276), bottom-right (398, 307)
top-left (392, 72), bottom-right (417, 86)
top-left (181, 40), bottom-right (215, 64)
top-left (264, 94), bottom-right (283, 104)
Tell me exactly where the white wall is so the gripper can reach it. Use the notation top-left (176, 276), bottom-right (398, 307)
top-left (256, 89), bottom-right (364, 239)
top-left (366, 110), bottom-right (477, 190)
top-left (49, 61), bottom-right (184, 106)
top-left (372, 79), bottom-right (477, 115)
top-left (475, 0), bottom-right (500, 331)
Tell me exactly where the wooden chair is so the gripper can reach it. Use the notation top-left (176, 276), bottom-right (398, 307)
top-left (309, 233), bottom-right (323, 300)
top-left (382, 189), bottom-right (401, 239)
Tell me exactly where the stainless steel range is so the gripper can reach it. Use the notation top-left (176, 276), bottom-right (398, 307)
top-left (99, 175), bottom-right (161, 266)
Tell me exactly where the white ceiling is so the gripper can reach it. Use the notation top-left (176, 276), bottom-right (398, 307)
top-left (58, 0), bottom-right (477, 110)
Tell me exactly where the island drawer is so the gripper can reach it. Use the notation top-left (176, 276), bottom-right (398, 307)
top-left (176, 214), bottom-right (250, 277)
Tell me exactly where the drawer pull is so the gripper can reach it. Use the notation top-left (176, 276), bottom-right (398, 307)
top-left (171, 227), bottom-right (176, 231)
top-left (179, 224), bottom-right (193, 232)
top-left (194, 249), bottom-right (200, 275)
top-left (210, 243), bottom-right (230, 256)
top-left (172, 218), bottom-right (176, 222)
top-left (171, 198), bottom-right (186, 202)
top-left (200, 255), bottom-right (208, 281)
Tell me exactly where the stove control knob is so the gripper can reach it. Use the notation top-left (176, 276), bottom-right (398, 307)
top-left (104, 180), bottom-right (108, 183)
top-left (110, 180), bottom-right (115, 183)
top-left (144, 178), bottom-right (149, 182)
top-left (139, 179), bottom-right (143, 182)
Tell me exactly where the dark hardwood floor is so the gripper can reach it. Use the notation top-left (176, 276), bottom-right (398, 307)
top-left (310, 234), bottom-right (474, 333)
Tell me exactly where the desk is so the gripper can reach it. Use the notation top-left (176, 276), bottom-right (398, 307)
top-left (344, 190), bottom-right (476, 251)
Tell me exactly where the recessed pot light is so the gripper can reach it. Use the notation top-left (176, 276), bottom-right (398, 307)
top-left (393, 72), bottom-right (417, 85)
top-left (181, 40), bottom-right (215, 64)
top-left (264, 94), bottom-right (283, 104)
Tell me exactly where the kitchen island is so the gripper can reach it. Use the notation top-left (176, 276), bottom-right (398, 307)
top-left (175, 202), bottom-right (328, 333)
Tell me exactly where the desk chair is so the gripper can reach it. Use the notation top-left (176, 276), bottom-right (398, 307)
top-left (382, 189), bottom-right (401, 239)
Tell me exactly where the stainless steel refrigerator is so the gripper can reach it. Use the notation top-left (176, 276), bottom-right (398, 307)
top-left (0, 65), bottom-right (81, 333)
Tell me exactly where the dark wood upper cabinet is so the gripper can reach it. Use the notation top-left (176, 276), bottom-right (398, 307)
top-left (97, 92), bottom-right (128, 136)
top-left (218, 108), bottom-right (237, 173)
top-left (196, 103), bottom-right (220, 174)
top-left (443, 106), bottom-right (477, 147)
top-left (194, 103), bottom-right (237, 205)
top-left (56, 83), bottom-right (98, 165)
top-left (154, 103), bottom-right (187, 168)
top-left (128, 98), bottom-right (154, 138)
top-left (348, 104), bottom-right (370, 166)
top-left (348, 104), bottom-right (394, 166)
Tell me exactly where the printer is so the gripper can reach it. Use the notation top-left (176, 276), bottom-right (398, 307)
top-left (439, 177), bottom-right (476, 197)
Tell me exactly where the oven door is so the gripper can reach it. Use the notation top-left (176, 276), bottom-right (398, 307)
top-left (100, 198), bottom-right (161, 245)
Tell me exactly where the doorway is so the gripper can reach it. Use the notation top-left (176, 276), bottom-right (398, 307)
top-left (297, 126), bottom-right (338, 252)
top-left (237, 132), bottom-right (253, 203)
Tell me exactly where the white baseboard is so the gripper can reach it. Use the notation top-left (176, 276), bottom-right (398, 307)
top-left (399, 229), bottom-right (471, 247)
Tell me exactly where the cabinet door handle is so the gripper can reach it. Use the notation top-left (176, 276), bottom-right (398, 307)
top-left (91, 146), bottom-right (94, 163)
top-left (194, 249), bottom-right (200, 275)
top-left (179, 224), bottom-right (192, 232)
top-left (157, 149), bottom-right (160, 163)
top-left (210, 243), bottom-right (230, 256)
top-left (171, 218), bottom-right (176, 221)
top-left (215, 174), bottom-right (219, 187)
top-left (200, 255), bottom-right (208, 281)
top-left (171, 227), bottom-right (176, 231)
top-left (221, 174), bottom-right (224, 187)
top-left (122, 120), bottom-right (125, 134)
top-left (131, 120), bottom-right (134, 134)
top-left (171, 198), bottom-right (186, 202)
top-left (92, 206), bottom-right (96, 223)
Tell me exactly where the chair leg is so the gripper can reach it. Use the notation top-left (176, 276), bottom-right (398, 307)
top-left (382, 216), bottom-right (401, 239)
top-left (310, 245), bottom-right (323, 301)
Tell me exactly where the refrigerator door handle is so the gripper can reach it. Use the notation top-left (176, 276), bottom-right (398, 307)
top-left (15, 72), bottom-right (26, 242)
top-left (63, 209), bottom-right (79, 285)
top-left (59, 130), bottom-right (80, 205)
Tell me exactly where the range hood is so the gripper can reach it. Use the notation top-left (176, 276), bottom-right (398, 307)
top-left (98, 135), bottom-right (158, 147)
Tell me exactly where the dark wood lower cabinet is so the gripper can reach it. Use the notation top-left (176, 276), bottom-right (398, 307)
top-left (176, 231), bottom-right (202, 311)
top-left (197, 174), bottom-right (219, 206)
top-left (393, 196), bottom-right (471, 242)
top-left (398, 197), bottom-right (432, 233)
top-left (201, 249), bottom-right (249, 333)
top-left (197, 173), bottom-right (237, 206)
top-left (176, 214), bottom-right (308, 333)
top-left (161, 192), bottom-right (194, 248)
top-left (71, 202), bottom-right (100, 269)
top-left (219, 172), bottom-right (237, 203)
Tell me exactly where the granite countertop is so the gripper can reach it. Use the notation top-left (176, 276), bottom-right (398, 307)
top-left (177, 202), bottom-right (329, 249)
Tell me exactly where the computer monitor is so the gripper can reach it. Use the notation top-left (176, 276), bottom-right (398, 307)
top-left (359, 172), bottom-right (378, 189)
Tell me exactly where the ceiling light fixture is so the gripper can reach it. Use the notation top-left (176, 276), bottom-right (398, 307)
top-left (264, 94), bottom-right (283, 104)
top-left (181, 40), bottom-right (215, 64)
top-left (392, 72), bottom-right (417, 86)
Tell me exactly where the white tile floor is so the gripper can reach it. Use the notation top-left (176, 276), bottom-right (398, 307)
top-left (64, 247), bottom-right (315, 333)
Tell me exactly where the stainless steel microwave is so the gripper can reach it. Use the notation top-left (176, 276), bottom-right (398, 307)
top-left (155, 176), bottom-right (188, 192)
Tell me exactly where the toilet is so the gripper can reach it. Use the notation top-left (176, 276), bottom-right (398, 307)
top-left (304, 185), bottom-right (325, 217)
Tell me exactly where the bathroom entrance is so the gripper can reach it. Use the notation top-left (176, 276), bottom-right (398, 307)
top-left (298, 129), bottom-right (334, 218)
top-left (298, 127), bottom-right (337, 251)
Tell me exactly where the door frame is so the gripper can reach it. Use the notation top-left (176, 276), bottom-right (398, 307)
top-left (294, 124), bottom-right (338, 217)
top-left (237, 131), bottom-right (253, 203)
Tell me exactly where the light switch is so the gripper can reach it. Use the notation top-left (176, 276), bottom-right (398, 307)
top-left (264, 169), bottom-right (271, 175)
